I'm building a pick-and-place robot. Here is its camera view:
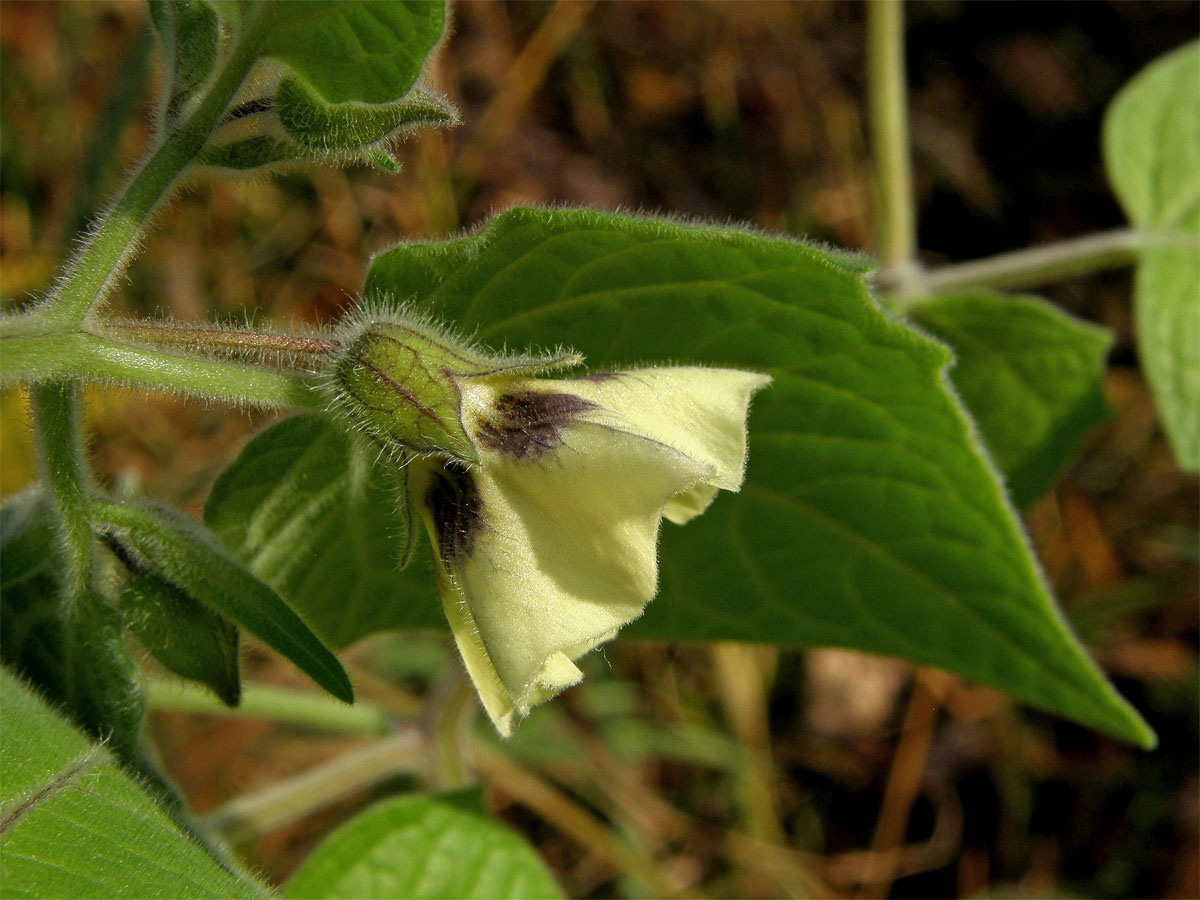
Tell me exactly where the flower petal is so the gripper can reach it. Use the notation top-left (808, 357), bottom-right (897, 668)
top-left (520, 367), bottom-right (771, 491)
top-left (411, 421), bottom-right (710, 734)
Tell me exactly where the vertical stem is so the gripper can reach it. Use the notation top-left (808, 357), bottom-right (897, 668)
top-left (855, 669), bottom-right (948, 898)
top-left (30, 381), bottom-right (95, 598)
top-left (35, 32), bottom-right (262, 330)
top-left (63, 25), bottom-right (156, 246)
top-left (867, 0), bottom-right (918, 281)
top-left (427, 666), bottom-right (478, 790)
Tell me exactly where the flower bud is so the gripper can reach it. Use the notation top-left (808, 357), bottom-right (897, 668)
top-left (329, 313), bottom-right (580, 464)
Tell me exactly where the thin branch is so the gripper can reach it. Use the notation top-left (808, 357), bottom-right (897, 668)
top-left (145, 679), bottom-right (393, 737)
top-left (104, 319), bottom-right (341, 367)
top-left (3, 331), bottom-right (326, 411)
top-left (911, 228), bottom-right (1154, 298)
top-left (867, 0), bottom-right (918, 279)
top-left (203, 730), bottom-right (428, 844)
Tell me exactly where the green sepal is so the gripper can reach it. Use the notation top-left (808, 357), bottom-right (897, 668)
top-left (329, 312), bottom-right (581, 464)
top-left (89, 496), bottom-right (353, 704)
top-left (120, 572), bottom-right (242, 707)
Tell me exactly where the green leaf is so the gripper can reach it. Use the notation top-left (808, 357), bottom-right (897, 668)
top-left (120, 572), bottom-right (241, 707)
top-left (89, 497), bottom-right (353, 703)
top-left (909, 292), bottom-right (1113, 508)
top-left (195, 0), bottom-right (457, 172)
top-left (0, 668), bottom-right (262, 899)
top-left (284, 791), bottom-right (563, 900)
top-left (363, 207), bottom-right (1153, 747)
top-left (205, 414), bottom-right (430, 650)
top-left (1104, 40), bottom-right (1200, 470)
top-left (256, 1), bottom-right (447, 104)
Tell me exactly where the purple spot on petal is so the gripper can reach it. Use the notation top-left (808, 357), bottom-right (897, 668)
top-left (427, 464), bottom-right (483, 562)
top-left (476, 391), bottom-right (596, 458)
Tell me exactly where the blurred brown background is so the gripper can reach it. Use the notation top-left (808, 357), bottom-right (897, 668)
top-left (2, 2), bottom-right (1198, 897)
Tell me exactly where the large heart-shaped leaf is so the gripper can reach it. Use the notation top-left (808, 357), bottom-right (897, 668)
top-left (347, 207), bottom-right (1152, 746)
top-left (1104, 41), bottom-right (1200, 471)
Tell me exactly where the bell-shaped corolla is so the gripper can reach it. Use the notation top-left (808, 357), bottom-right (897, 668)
top-left (330, 314), bottom-right (770, 734)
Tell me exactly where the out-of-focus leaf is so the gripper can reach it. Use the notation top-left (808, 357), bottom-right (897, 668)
top-left (119, 572), bottom-right (241, 707)
top-left (1, 489), bottom-right (68, 704)
top-left (284, 791), bottom-right (563, 900)
top-left (1104, 40), bottom-right (1200, 470)
top-left (1, 490), bottom-right (143, 758)
top-left (148, 0), bottom-right (220, 127)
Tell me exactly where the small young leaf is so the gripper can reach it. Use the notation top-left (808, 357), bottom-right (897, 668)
top-left (254, 1), bottom-right (447, 105)
top-left (284, 791), bottom-right (563, 900)
top-left (273, 80), bottom-right (457, 156)
top-left (194, 0), bottom-right (457, 172)
top-left (362, 206), bottom-right (1154, 747)
top-left (1104, 41), bottom-right (1200, 471)
top-left (89, 497), bottom-right (353, 703)
top-left (0, 669), bottom-right (263, 899)
top-left (205, 414), bottom-right (428, 650)
top-left (909, 292), bottom-right (1113, 507)
top-left (120, 572), bottom-right (241, 707)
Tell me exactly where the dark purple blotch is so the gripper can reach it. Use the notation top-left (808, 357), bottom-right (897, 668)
top-left (426, 464), bottom-right (484, 562)
top-left (476, 391), bottom-right (596, 459)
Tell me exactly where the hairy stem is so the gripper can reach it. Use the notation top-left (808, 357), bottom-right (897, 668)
top-left (3, 332), bottom-right (325, 411)
top-left (106, 320), bottom-right (341, 363)
top-left (29, 382), bottom-right (95, 598)
top-left (204, 731), bottom-right (428, 844)
top-left (146, 679), bottom-right (392, 736)
top-left (867, 0), bottom-right (918, 284)
top-left (908, 228), bottom-right (1151, 299)
top-left (33, 29), bottom-right (261, 330)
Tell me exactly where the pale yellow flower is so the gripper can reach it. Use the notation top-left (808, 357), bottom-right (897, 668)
top-left (332, 316), bottom-right (770, 734)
